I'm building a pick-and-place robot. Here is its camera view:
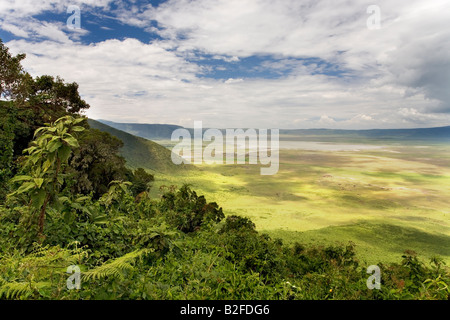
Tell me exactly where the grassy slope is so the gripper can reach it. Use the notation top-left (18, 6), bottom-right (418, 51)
top-left (87, 119), bottom-right (191, 173)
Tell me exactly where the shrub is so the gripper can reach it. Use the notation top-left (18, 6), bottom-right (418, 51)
top-left (159, 185), bottom-right (224, 233)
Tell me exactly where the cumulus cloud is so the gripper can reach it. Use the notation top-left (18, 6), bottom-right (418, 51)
top-left (0, 0), bottom-right (106, 42)
top-left (318, 115), bottom-right (336, 125)
top-left (140, 0), bottom-right (450, 117)
top-left (1, 0), bottom-right (450, 129)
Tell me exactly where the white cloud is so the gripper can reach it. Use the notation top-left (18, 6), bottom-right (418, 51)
top-left (0, 0), bottom-right (113, 17)
top-left (2, 0), bottom-right (450, 129)
top-left (0, 0), bottom-right (109, 42)
top-left (397, 108), bottom-right (441, 124)
top-left (318, 115), bottom-right (336, 125)
top-left (224, 78), bottom-right (243, 84)
top-left (0, 22), bottom-right (29, 38)
top-left (141, 0), bottom-right (450, 112)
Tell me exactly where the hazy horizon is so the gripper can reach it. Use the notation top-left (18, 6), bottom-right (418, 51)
top-left (94, 118), bottom-right (450, 131)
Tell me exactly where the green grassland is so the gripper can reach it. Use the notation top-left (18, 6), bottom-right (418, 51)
top-left (93, 121), bottom-right (449, 265)
top-left (144, 138), bottom-right (450, 265)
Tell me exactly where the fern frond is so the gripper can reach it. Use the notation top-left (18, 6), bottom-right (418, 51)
top-left (0, 280), bottom-right (33, 299)
top-left (82, 249), bottom-right (151, 281)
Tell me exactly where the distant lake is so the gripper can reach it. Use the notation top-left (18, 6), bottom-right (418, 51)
top-left (175, 140), bottom-right (389, 162)
top-left (279, 141), bottom-right (385, 151)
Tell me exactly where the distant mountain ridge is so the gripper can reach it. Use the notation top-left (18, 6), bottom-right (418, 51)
top-left (96, 120), bottom-right (450, 142)
top-left (280, 126), bottom-right (450, 137)
top-left (280, 126), bottom-right (450, 142)
top-left (97, 120), bottom-right (183, 140)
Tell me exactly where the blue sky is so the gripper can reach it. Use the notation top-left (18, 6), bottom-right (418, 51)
top-left (1, 0), bottom-right (449, 129)
top-left (1, 4), bottom-right (350, 81)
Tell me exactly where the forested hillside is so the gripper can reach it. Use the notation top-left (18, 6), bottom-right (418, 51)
top-left (97, 120), bottom-right (183, 141)
top-left (0, 39), bottom-right (448, 300)
top-left (87, 119), bottom-right (189, 173)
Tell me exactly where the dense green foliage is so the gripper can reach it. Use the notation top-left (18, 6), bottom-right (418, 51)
top-left (87, 119), bottom-right (189, 173)
top-left (1, 178), bottom-right (449, 299)
top-left (0, 39), bottom-right (448, 300)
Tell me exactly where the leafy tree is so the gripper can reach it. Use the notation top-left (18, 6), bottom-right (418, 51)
top-left (8, 115), bottom-right (85, 239)
top-left (0, 39), bottom-right (135, 205)
top-left (0, 101), bottom-right (17, 199)
top-left (28, 75), bottom-right (90, 117)
top-left (69, 128), bottom-right (130, 198)
top-left (0, 40), bottom-right (30, 197)
top-left (129, 167), bottom-right (154, 196)
top-left (1, 38), bottom-right (90, 160)
top-left (0, 39), bottom-right (29, 101)
top-left (160, 185), bottom-right (224, 233)
top-left (0, 39), bottom-right (133, 206)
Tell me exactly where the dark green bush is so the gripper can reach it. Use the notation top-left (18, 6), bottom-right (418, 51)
top-left (159, 184), bottom-right (224, 233)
